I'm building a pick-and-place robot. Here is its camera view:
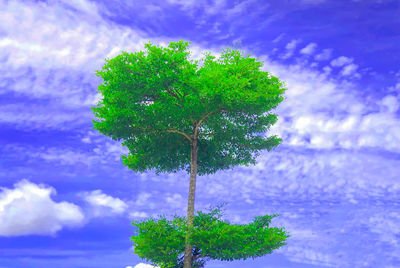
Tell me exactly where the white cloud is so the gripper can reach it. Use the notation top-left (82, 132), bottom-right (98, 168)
top-left (1, 0), bottom-right (399, 159)
top-left (129, 211), bottom-right (149, 219)
top-left (300, 43), bottom-right (317, 55)
top-left (142, 4), bottom-right (163, 15)
top-left (165, 193), bottom-right (185, 209)
top-left (165, 0), bottom-right (199, 17)
top-left (0, 0), bottom-right (228, 132)
top-left (0, 0), bottom-right (149, 104)
top-left (286, 39), bottom-right (300, 50)
top-left (2, 141), bottom-right (129, 168)
top-left (77, 189), bottom-right (128, 215)
top-left (245, 53), bottom-right (400, 154)
top-left (0, 2), bottom-right (396, 159)
top-left (225, 0), bottom-right (259, 18)
top-left (0, 179), bottom-right (85, 237)
top-left (340, 63), bottom-right (359, 76)
top-left (314, 48), bottom-right (332, 61)
top-left (57, 0), bottom-right (102, 17)
top-left (135, 192), bottom-right (153, 207)
top-left (132, 264), bottom-right (160, 268)
top-left (209, 22), bottom-right (222, 34)
top-left (329, 56), bottom-right (360, 77)
top-left (330, 56), bottom-right (353, 67)
top-left (388, 82), bottom-right (400, 92)
top-left (272, 33), bottom-right (285, 43)
top-left (127, 192), bottom-right (153, 219)
top-left (379, 95), bottom-right (400, 113)
top-left (203, 0), bottom-right (227, 16)
top-left (322, 66), bottom-right (332, 74)
top-left (280, 39), bottom-right (301, 59)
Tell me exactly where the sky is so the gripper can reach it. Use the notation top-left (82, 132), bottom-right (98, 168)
top-left (0, 0), bottom-right (399, 267)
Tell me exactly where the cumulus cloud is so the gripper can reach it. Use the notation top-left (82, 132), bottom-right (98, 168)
top-left (0, 179), bottom-right (85, 237)
top-left (314, 48), bottom-right (332, 61)
top-left (280, 39), bottom-right (301, 59)
top-left (379, 95), bottom-right (399, 113)
top-left (340, 63), bottom-right (359, 76)
top-left (77, 189), bottom-right (128, 216)
top-left (328, 57), bottom-right (361, 78)
top-left (286, 39), bottom-right (301, 50)
top-left (330, 56), bottom-right (354, 67)
top-left (300, 42), bottom-right (317, 55)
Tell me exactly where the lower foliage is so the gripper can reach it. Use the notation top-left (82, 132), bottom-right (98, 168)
top-left (130, 202), bottom-right (290, 268)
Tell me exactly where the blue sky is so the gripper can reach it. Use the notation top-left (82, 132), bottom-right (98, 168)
top-left (0, 0), bottom-right (399, 267)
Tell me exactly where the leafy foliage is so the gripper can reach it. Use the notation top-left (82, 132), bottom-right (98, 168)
top-left (91, 40), bottom-right (287, 177)
top-left (130, 203), bottom-right (290, 268)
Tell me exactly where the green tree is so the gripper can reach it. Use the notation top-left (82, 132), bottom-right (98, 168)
top-left (130, 202), bottom-right (290, 268)
top-left (91, 40), bottom-right (288, 268)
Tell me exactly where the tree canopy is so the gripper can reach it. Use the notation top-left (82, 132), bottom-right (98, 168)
top-left (92, 40), bottom-right (286, 177)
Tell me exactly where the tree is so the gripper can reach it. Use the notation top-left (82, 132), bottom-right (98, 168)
top-left (130, 202), bottom-right (290, 268)
top-left (91, 39), bottom-right (288, 268)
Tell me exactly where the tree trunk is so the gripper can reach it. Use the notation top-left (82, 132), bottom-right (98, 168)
top-left (183, 135), bottom-right (198, 268)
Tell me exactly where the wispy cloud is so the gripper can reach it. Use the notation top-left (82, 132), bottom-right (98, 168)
top-left (1, 0), bottom-right (399, 194)
top-left (57, 0), bottom-right (102, 17)
top-left (203, 0), bottom-right (227, 16)
top-left (272, 33), bottom-right (285, 43)
top-left (224, 0), bottom-right (260, 18)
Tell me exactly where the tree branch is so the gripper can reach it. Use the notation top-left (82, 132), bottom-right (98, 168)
top-left (127, 69), bottom-right (146, 77)
top-left (195, 106), bottom-right (227, 130)
top-left (192, 253), bottom-right (203, 262)
top-left (191, 248), bottom-right (205, 265)
top-left (165, 86), bottom-right (181, 101)
top-left (164, 128), bottom-right (193, 142)
top-left (173, 103), bottom-right (184, 108)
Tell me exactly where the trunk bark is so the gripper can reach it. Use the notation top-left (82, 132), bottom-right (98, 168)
top-left (183, 132), bottom-right (199, 268)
